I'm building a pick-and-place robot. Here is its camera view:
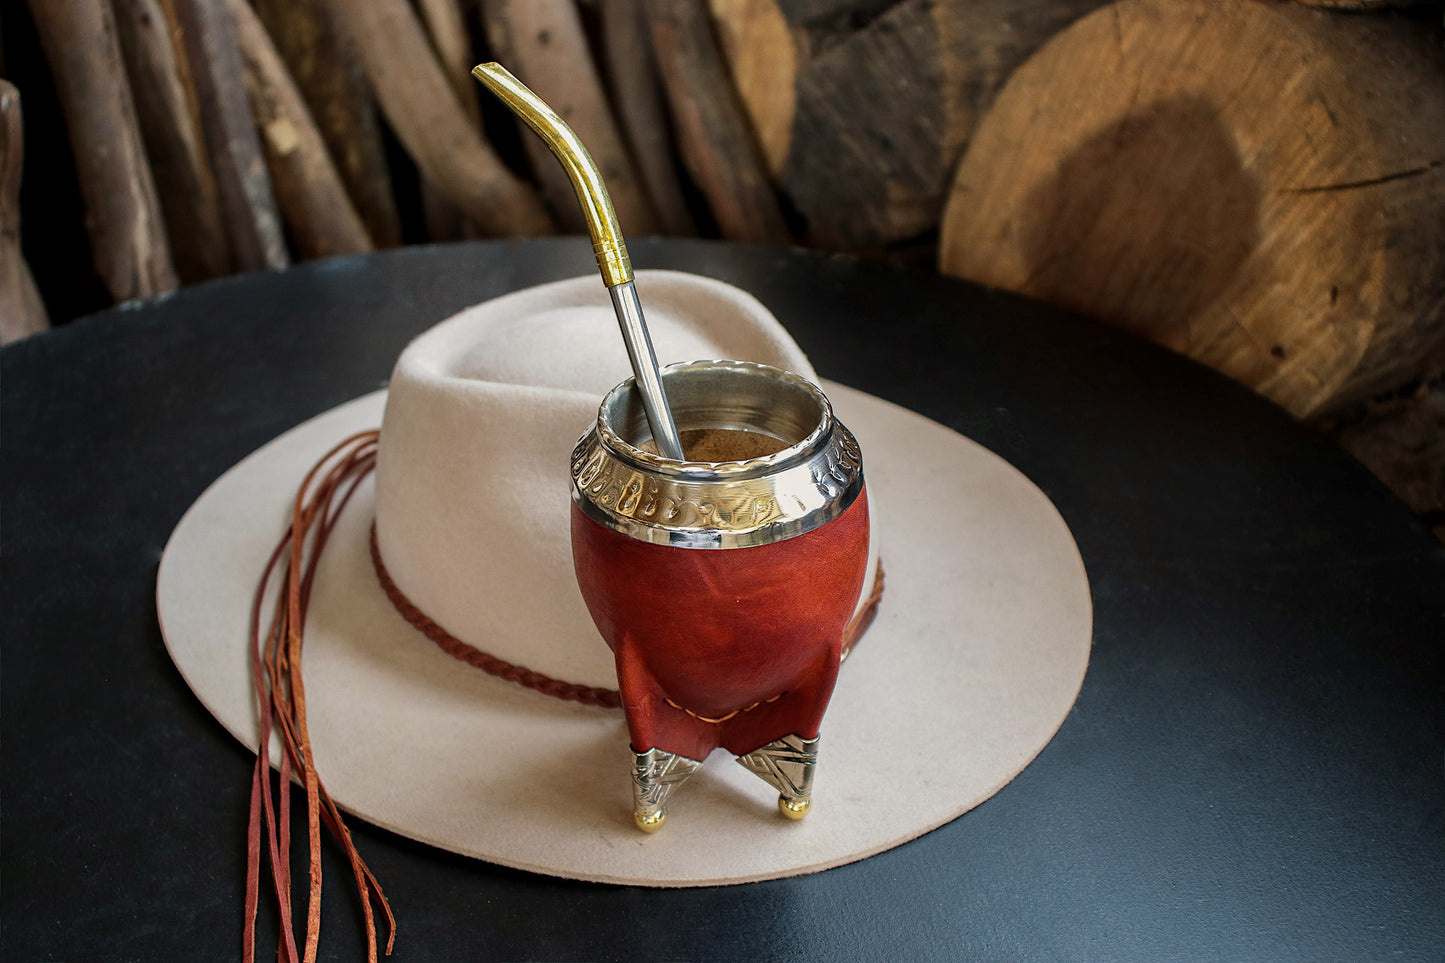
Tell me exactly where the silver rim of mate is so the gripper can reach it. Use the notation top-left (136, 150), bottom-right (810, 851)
top-left (570, 360), bottom-right (864, 549)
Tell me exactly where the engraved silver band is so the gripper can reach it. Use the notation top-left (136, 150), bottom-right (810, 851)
top-left (571, 361), bottom-right (865, 549)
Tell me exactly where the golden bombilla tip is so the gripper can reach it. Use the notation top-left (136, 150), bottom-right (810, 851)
top-left (470, 63), bottom-right (685, 461)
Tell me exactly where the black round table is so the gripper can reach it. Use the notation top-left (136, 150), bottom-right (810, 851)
top-left (5, 238), bottom-right (1442, 960)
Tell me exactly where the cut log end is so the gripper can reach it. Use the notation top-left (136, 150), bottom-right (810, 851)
top-left (939, 0), bottom-right (1445, 418)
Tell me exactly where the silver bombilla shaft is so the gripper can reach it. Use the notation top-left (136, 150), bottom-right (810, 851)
top-left (609, 281), bottom-right (685, 460)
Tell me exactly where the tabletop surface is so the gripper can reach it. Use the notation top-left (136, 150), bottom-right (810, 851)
top-left (4, 238), bottom-right (1443, 961)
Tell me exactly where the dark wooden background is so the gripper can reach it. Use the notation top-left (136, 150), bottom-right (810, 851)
top-left (3, 0), bottom-right (1442, 535)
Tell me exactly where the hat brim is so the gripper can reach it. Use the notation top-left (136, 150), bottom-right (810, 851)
top-left (157, 381), bottom-right (1091, 887)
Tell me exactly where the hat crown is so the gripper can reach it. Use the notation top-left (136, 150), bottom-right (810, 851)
top-left (373, 271), bottom-right (827, 689)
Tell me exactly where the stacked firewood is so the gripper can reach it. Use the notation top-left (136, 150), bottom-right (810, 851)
top-left (5, 0), bottom-right (1443, 534)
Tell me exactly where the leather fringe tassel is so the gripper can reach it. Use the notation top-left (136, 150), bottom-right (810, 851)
top-left (246, 429), bottom-right (393, 963)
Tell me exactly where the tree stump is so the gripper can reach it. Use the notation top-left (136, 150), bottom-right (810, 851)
top-left (939, 0), bottom-right (1445, 418)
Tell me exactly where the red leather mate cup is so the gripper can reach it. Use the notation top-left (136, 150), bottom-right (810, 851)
top-left (570, 360), bottom-right (869, 830)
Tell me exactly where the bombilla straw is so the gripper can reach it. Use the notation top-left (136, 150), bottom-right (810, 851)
top-left (471, 62), bottom-right (686, 461)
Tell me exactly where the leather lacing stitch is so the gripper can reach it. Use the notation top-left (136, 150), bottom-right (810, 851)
top-left (369, 524), bottom-right (622, 709)
top-left (664, 692), bottom-right (785, 724)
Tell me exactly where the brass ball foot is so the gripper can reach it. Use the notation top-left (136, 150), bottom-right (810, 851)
top-left (634, 809), bottom-right (666, 832)
top-left (778, 796), bottom-right (811, 820)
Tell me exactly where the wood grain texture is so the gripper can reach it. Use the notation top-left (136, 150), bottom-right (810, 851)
top-left (712, 0), bottom-right (1102, 253)
top-left (417, 0), bottom-right (482, 127)
top-left (1314, 364), bottom-right (1445, 542)
top-left (327, 0), bottom-right (554, 237)
top-left (28, 0), bottom-right (178, 301)
top-left (1289, 1), bottom-right (1418, 7)
top-left (253, 0), bottom-right (400, 248)
top-left (416, 0), bottom-right (483, 241)
top-left (168, 0), bottom-right (290, 271)
top-left (481, 0), bottom-right (659, 236)
top-left (598, 0), bottom-right (697, 235)
top-left (647, 0), bottom-right (790, 244)
top-left (708, 0), bottom-right (796, 177)
top-left (229, 0), bottom-right (372, 259)
top-left (939, 0), bottom-right (1445, 418)
top-left (112, 0), bottom-right (228, 283)
top-left (0, 81), bottom-right (48, 343)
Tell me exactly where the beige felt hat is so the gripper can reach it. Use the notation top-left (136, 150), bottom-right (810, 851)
top-left (157, 269), bottom-right (1091, 887)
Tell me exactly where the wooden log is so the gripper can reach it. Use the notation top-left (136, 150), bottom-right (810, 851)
top-left (597, 0), bottom-right (697, 236)
top-left (647, 0), bottom-right (789, 244)
top-left (112, 0), bottom-right (228, 283)
top-left (415, 0), bottom-right (480, 241)
top-left (228, 0), bottom-right (372, 260)
top-left (167, 0), bottom-right (290, 271)
top-left (481, 0), bottom-right (659, 236)
top-left (417, 0), bottom-right (482, 127)
top-left (707, 0), bottom-right (795, 178)
top-left (0, 81), bottom-right (49, 343)
top-left (252, 0), bottom-right (401, 248)
top-left (150, 0), bottom-right (208, 171)
top-left (1312, 362), bottom-right (1445, 543)
top-left (418, 181), bottom-right (475, 242)
top-left (710, 0), bottom-right (1104, 254)
top-left (938, 0), bottom-right (1445, 418)
top-left (27, 0), bottom-right (178, 301)
top-left (1290, 1), bottom-right (1418, 8)
top-left (326, 0), bottom-right (554, 237)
